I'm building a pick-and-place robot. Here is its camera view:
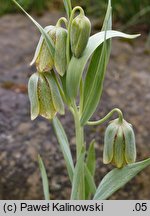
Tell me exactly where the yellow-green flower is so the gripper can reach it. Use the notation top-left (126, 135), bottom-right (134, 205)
top-left (103, 118), bottom-right (136, 168)
top-left (30, 25), bottom-right (55, 73)
top-left (31, 25), bottom-right (67, 76)
top-left (28, 72), bottom-right (64, 120)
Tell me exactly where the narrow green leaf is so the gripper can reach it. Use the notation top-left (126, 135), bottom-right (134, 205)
top-left (12, 0), bottom-right (54, 58)
top-left (60, 75), bottom-right (71, 105)
top-left (85, 140), bottom-right (96, 199)
top-left (80, 43), bottom-right (107, 125)
top-left (38, 155), bottom-right (50, 200)
top-left (85, 164), bottom-right (96, 195)
top-left (63, 0), bottom-right (72, 19)
top-left (101, 0), bottom-right (112, 65)
top-left (71, 151), bottom-right (85, 200)
top-left (101, 0), bottom-right (112, 31)
top-left (86, 140), bottom-right (96, 176)
top-left (52, 117), bottom-right (74, 182)
top-left (66, 31), bottom-right (140, 101)
top-left (93, 158), bottom-right (150, 200)
top-left (81, 0), bottom-right (112, 125)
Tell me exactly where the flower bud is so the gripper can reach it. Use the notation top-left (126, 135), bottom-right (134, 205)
top-left (70, 14), bottom-right (91, 58)
top-left (28, 72), bottom-right (64, 120)
top-left (103, 118), bottom-right (136, 168)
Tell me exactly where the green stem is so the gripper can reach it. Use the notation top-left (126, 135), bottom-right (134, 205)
top-left (87, 108), bottom-right (123, 126)
top-left (79, 78), bottom-right (84, 115)
top-left (56, 17), bottom-right (68, 28)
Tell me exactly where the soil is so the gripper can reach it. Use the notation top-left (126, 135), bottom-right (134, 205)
top-left (0, 11), bottom-right (150, 200)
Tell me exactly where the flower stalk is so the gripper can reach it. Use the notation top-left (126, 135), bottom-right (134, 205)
top-left (87, 108), bottom-right (123, 126)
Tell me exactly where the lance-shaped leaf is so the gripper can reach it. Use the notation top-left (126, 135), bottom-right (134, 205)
top-left (63, 0), bottom-right (72, 19)
top-left (85, 164), bottom-right (96, 196)
top-left (38, 155), bottom-right (50, 200)
top-left (53, 117), bottom-right (74, 182)
top-left (101, 0), bottom-right (112, 32)
top-left (66, 31), bottom-right (140, 102)
top-left (71, 151), bottom-right (85, 200)
top-left (12, 0), bottom-right (54, 58)
top-left (86, 139), bottom-right (96, 176)
top-left (85, 140), bottom-right (96, 199)
top-left (80, 0), bottom-right (112, 125)
top-left (81, 43), bottom-right (108, 126)
top-left (101, 0), bottom-right (112, 63)
top-left (93, 158), bottom-right (150, 200)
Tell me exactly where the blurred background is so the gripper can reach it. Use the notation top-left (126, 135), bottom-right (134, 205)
top-left (1, 0), bottom-right (150, 30)
top-left (0, 0), bottom-right (150, 199)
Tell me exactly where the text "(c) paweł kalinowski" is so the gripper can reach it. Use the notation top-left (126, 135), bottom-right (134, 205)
top-left (20, 203), bottom-right (104, 212)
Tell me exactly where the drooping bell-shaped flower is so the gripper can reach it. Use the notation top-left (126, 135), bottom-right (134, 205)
top-left (28, 72), bottom-right (64, 120)
top-left (30, 24), bottom-right (67, 76)
top-left (70, 12), bottom-right (91, 58)
top-left (30, 25), bottom-right (55, 73)
top-left (103, 118), bottom-right (136, 168)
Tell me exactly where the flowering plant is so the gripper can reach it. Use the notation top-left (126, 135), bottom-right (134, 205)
top-left (12, 0), bottom-right (150, 200)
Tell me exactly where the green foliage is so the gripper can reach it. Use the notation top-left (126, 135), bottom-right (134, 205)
top-left (63, 0), bottom-right (72, 19)
top-left (85, 140), bottom-right (96, 199)
top-left (52, 117), bottom-right (74, 183)
top-left (0, 0), bottom-right (46, 15)
top-left (72, 0), bottom-right (150, 26)
top-left (66, 31), bottom-right (139, 107)
top-left (2, 0), bottom-right (149, 28)
top-left (38, 155), bottom-right (50, 200)
top-left (81, 0), bottom-right (112, 125)
top-left (94, 158), bottom-right (150, 200)
top-left (12, 0), bottom-right (55, 58)
top-left (71, 150), bottom-right (85, 200)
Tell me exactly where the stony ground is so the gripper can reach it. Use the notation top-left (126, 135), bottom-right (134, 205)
top-left (0, 11), bottom-right (150, 200)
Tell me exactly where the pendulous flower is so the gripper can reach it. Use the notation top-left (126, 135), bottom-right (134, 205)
top-left (30, 25), bottom-right (55, 73)
top-left (30, 25), bottom-right (67, 76)
top-left (103, 118), bottom-right (136, 168)
top-left (28, 72), bottom-right (64, 120)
